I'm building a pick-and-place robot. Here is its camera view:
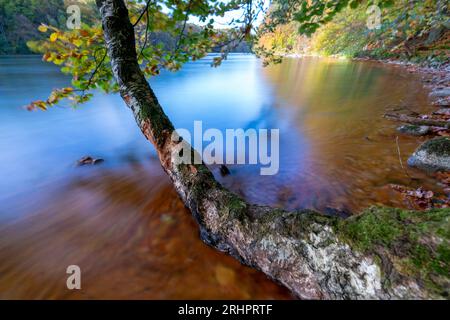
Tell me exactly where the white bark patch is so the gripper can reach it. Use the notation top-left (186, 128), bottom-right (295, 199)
top-left (301, 224), bottom-right (383, 299)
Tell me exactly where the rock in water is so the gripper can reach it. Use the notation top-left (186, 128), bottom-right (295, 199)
top-left (92, 158), bottom-right (104, 165)
top-left (407, 137), bottom-right (450, 172)
top-left (77, 156), bottom-right (104, 166)
top-left (397, 124), bottom-right (430, 136)
top-left (433, 108), bottom-right (450, 116)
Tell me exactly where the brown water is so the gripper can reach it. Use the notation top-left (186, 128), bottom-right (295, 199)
top-left (0, 162), bottom-right (291, 299)
top-left (0, 54), bottom-right (439, 299)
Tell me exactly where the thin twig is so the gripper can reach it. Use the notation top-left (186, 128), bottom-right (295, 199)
top-left (138, 3), bottom-right (150, 59)
top-left (212, 0), bottom-right (257, 53)
top-left (396, 136), bottom-right (413, 180)
top-left (80, 48), bottom-right (108, 98)
top-left (132, 0), bottom-right (152, 27)
top-left (172, 0), bottom-right (193, 57)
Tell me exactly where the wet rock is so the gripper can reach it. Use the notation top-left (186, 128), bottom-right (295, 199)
top-left (431, 97), bottom-right (450, 107)
top-left (433, 109), bottom-right (450, 116)
top-left (77, 156), bottom-right (104, 166)
top-left (220, 164), bottom-right (230, 176)
top-left (407, 137), bottom-right (450, 172)
top-left (429, 88), bottom-right (450, 99)
top-left (93, 158), bottom-right (104, 165)
top-left (397, 124), bottom-right (430, 136)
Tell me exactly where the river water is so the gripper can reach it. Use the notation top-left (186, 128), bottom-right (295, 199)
top-left (0, 54), bottom-right (438, 298)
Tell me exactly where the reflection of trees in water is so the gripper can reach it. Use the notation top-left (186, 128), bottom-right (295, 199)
top-left (257, 57), bottom-right (437, 213)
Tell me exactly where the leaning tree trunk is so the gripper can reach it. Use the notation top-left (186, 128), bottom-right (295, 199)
top-left (95, 0), bottom-right (448, 299)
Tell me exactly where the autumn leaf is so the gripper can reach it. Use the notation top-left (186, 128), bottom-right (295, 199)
top-left (79, 30), bottom-right (90, 37)
top-left (50, 32), bottom-right (58, 42)
top-left (42, 52), bottom-right (51, 61)
top-left (38, 25), bottom-right (48, 33)
top-left (73, 39), bottom-right (83, 47)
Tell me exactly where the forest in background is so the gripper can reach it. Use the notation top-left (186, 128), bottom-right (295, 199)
top-left (2, 0), bottom-right (447, 64)
top-left (259, 0), bottom-right (449, 67)
top-left (0, 0), bottom-right (99, 54)
top-left (0, 0), bottom-right (250, 54)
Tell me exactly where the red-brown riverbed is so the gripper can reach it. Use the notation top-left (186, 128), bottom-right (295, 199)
top-left (0, 54), bottom-right (439, 299)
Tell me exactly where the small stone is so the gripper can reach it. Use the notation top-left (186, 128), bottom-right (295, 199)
top-left (93, 158), bottom-right (104, 165)
top-left (77, 156), bottom-right (93, 165)
top-left (397, 124), bottom-right (430, 136)
top-left (77, 156), bottom-right (104, 166)
top-left (429, 88), bottom-right (450, 98)
top-left (433, 108), bottom-right (450, 116)
top-left (432, 96), bottom-right (450, 107)
top-left (407, 137), bottom-right (450, 172)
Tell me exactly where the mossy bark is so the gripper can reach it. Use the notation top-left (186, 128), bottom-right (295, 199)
top-left (337, 207), bottom-right (449, 298)
top-left (96, 0), bottom-right (449, 299)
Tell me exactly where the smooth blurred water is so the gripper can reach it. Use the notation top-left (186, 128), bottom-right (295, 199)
top-left (0, 54), bottom-right (271, 215)
top-left (0, 53), bottom-right (439, 299)
top-left (0, 53), bottom-right (440, 215)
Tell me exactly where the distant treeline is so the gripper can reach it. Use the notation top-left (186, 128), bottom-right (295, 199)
top-left (0, 0), bottom-right (99, 54)
top-left (259, 0), bottom-right (449, 67)
top-left (0, 0), bottom-right (251, 54)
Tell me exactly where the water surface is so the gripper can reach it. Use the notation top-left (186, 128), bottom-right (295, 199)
top-left (0, 54), bottom-right (437, 298)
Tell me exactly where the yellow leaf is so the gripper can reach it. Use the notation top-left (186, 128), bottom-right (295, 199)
top-left (38, 25), bottom-right (48, 33)
top-left (73, 39), bottom-right (83, 47)
top-left (50, 32), bottom-right (58, 42)
top-left (36, 101), bottom-right (47, 111)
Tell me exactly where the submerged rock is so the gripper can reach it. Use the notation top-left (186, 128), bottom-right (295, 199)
top-left (433, 108), bottom-right (450, 116)
top-left (431, 96), bottom-right (450, 107)
top-left (397, 124), bottom-right (430, 136)
top-left (407, 137), bottom-right (450, 172)
top-left (77, 156), bottom-right (104, 166)
top-left (429, 88), bottom-right (450, 98)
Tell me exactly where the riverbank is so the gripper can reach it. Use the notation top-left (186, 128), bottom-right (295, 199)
top-left (281, 52), bottom-right (450, 208)
top-left (355, 56), bottom-right (450, 208)
top-left (355, 56), bottom-right (450, 106)
top-left (263, 54), bottom-right (450, 212)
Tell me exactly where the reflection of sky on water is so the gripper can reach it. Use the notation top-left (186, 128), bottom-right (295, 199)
top-left (0, 53), bottom-right (436, 219)
top-left (1, 54), bottom-right (304, 217)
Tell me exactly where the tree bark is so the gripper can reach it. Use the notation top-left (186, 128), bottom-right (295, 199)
top-left (95, 0), bottom-right (447, 299)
